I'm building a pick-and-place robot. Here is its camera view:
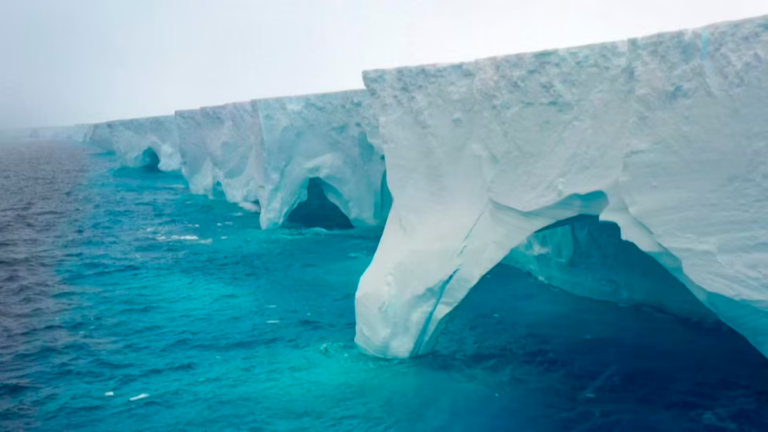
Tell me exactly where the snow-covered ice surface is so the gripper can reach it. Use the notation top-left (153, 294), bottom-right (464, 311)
top-left (356, 16), bottom-right (768, 358)
top-left (176, 91), bottom-right (387, 229)
top-left (108, 116), bottom-right (180, 171)
top-left (85, 122), bottom-right (114, 151)
top-left (256, 91), bottom-right (387, 229)
top-left (84, 116), bottom-right (180, 172)
top-left (503, 217), bottom-right (715, 320)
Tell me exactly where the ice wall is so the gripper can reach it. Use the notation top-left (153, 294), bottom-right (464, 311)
top-left (85, 116), bottom-right (181, 172)
top-left (0, 125), bottom-right (90, 143)
top-left (355, 16), bottom-right (768, 358)
top-left (176, 91), bottom-right (387, 229)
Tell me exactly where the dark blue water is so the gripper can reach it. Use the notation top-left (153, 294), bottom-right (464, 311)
top-left (1, 141), bottom-right (767, 431)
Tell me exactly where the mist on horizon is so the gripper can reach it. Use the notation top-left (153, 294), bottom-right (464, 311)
top-left (1, 0), bottom-right (767, 129)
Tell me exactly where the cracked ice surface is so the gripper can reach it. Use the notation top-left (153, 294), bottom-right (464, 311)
top-left (256, 91), bottom-right (386, 229)
top-left (355, 16), bottom-right (768, 358)
top-left (176, 101), bottom-right (264, 205)
top-left (176, 90), bottom-right (387, 229)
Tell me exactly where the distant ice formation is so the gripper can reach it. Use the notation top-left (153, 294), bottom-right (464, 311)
top-left (80, 91), bottom-right (387, 229)
top-left (354, 16), bottom-right (768, 359)
top-left (256, 91), bottom-right (386, 229)
top-left (84, 116), bottom-right (180, 172)
top-left (0, 125), bottom-right (90, 143)
top-left (176, 91), bottom-right (387, 229)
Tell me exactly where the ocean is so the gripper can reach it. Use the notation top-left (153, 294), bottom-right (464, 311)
top-left (1, 141), bottom-right (767, 431)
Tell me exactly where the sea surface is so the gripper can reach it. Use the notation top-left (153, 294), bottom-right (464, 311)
top-left (1, 141), bottom-right (767, 431)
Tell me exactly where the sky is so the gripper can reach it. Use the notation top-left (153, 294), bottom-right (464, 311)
top-left (1, 0), bottom-right (767, 129)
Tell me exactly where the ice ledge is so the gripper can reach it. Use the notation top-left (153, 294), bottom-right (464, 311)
top-left (355, 16), bottom-right (768, 358)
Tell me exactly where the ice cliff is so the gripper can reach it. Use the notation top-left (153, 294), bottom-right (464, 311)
top-left (25, 14), bottom-right (766, 362)
top-left (85, 116), bottom-right (181, 172)
top-left (355, 16), bottom-right (768, 358)
top-left (176, 90), bottom-right (387, 229)
top-left (176, 101), bottom-right (263, 205)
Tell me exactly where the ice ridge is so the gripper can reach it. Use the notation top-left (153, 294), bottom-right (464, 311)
top-left (175, 90), bottom-right (387, 229)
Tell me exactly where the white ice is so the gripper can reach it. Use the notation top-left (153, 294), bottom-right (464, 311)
top-left (355, 16), bottom-right (768, 358)
top-left (85, 116), bottom-right (180, 172)
top-left (176, 91), bottom-right (388, 229)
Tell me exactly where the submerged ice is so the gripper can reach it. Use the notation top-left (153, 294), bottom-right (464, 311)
top-left (0, 125), bottom-right (91, 143)
top-left (355, 16), bottom-right (768, 359)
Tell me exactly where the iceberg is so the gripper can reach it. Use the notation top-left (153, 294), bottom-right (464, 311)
top-left (0, 125), bottom-right (90, 143)
top-left (355, 16), bottom-right (768, 358)
top-left (256, 91), bottom-right (387, 229)
top-left (85, 116), bottom-right (180, 172)
top-left (86, 123), bottom-right (114, 151)
top-left (176, 101), bottom-right (263, 204)
top-left (176, 90), bottom-right (388, 229)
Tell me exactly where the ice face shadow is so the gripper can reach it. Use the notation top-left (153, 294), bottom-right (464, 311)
top-left (433, 263), bottom-right (768, 430)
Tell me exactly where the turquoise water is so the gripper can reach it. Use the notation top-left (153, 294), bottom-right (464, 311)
top-left (2, 142), bottom-right (768, 431)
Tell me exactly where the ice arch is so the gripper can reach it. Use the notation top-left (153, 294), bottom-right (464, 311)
top-left (0, 125), bottom-right (90, 143)
top-left (176, 101), bottom-right (264, 205)
top-left (355, 16), bottom-right (768, 359)
top-left (175, 91), bottom-right (388, 230)
top-left (85, 116), bottom-right (181, 172)
top-left (284, 178), bottom-right (354, 229)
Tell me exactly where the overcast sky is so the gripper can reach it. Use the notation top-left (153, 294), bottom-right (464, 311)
top-left (1, 0), bottom-right (767, 129)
